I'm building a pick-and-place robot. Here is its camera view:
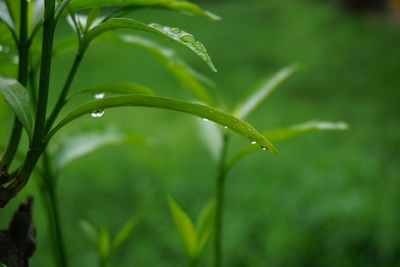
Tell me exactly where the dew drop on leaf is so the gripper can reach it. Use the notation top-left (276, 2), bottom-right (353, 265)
top-left (180, 34), bottom-right (196, 43)
top-left (261, 147), bottom-right (267, 151)
top-left (170, 27), bottom-right (181, 34)
top-left (94, 92), bottom-right (105, 99)
top-left (250, 141), bottom-right (256, 144)
top-left (91, 110), bottom-right (105, 118)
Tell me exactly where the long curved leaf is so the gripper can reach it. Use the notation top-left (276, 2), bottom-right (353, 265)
top-left (0, 77), bottom-right (33, 139)
top-left (52, 128), bottom-right (146, 168)
top-left (118, 34), bottom-right (214, 105)
top-left (195, 200), bottom-right (214, 255)
top-left (0, 1), bottom-right (15, 31)
top-left (69, 0), bottom-right (220, 21)
top-left (48, 95), bottom-right (277, 154)
top-left (167, 195), bottom-right (197, 259)
top-left (233, 64), bottom-right (299, 119)
top-left (227, 121), bottom-right (348, 168)
top-left (263, 121), bottom-right (349, 143)
top-left (111, 216), bottom-right (140, 251)
top-left (68, 82), bottom-right (155, 102)
top-left (196, 118), bottom-right (222, 160)
top-left (83, 18), bottom-right (217, 72)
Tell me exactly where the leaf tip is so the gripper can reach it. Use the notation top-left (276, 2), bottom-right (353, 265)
top-left (205, 11), bottom-right (222, 21)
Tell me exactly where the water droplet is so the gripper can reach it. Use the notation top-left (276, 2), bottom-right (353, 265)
top-left (224, 126), bottom-right (228, 129)
top-left (180, 34), bottom-right (195, 43)
top-left (250, 141), bottom-right (256, 145)
top-left (201, 117), bottom-right (209, 122)
top-left (194, 41), bottom-right (207, 53)
top-left (91, 110), bottom-right (104, 118)
top-left (261, 147), bottom-right (267, 151)
top-left (170, 27), bottom-right (181, 34)
top-left (94, 92), bottom-right (105, 99)
top-left (149, 23), bottom-right (163, 30)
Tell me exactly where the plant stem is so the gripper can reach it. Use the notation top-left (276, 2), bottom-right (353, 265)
top-left (0, 0), bottom-right (56, 208)
top-left (46, 50), bottom-right (84, 133)
top-left (1, 0), bottom-right (29, 168)
top-left (42, 153), bottom-right (68, 267)
top-left (214, 133), bottom-right (230, 267)
top-left (32, 0), bottom-right (56, 149)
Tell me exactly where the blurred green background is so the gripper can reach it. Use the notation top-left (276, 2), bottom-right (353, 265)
top-left (1, 0), bottom-right (400, 266)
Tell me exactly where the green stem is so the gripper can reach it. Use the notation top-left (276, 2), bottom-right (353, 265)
top-left (46, 50), bottom-right (84, 133)
top-left (0, 147), bottom-right (43, 208)
top-left (32, 0), bottom-right (56, 149)
top-left (42, 153), bottom-right (68, 267)
top-left (214, 133), bottom-right (230, 267)
top-left (1, 0), bottom-right (29, 168)
top-left (0, 0), bottom-right (56, 208)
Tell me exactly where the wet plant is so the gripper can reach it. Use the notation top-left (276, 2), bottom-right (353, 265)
top-left (166, 64), bottom-right (348, 266)
top-left (0, 0), bottom-right (279, 266)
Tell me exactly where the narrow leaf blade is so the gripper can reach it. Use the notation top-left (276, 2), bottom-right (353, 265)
top-left (167, 195), bottom-right (197, 258)
top-left (196, 118), bottom-right (222, 161)
top-left (264, 121), bottom-right (349, 143)
top-left (0, 1), bottom-right (15, 30)
top-left (98, 227), bottom-right (111, 260)
top-left (48, 95), bottom-right (277, 154)
top-left (69, 0), bottom-right (220, 21)
top-left (118, 34), bottom-right (214, 105)
top-left (79, 220), bottom-right (99, 246)
top-left (111, 216), bottom-right (140, 251)
top-left (195, 200), bottom-right (215, 256)
top-left (0, 77), bottom-right (33, 138)
top-left (84, 18), bottom-right (217, 72)
top-left (227, 121), bottom-right (348, 168)
top-left (52, 127), bottom-right (145, 168)
top-left (233, 64), bottom-right (299, 119)
top-left (68, 82), bottom-right (155, 102)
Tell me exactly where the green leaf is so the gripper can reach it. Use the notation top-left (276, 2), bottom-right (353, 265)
top-left (69, 0), bottom-right (220, 21)
top-left (48, 95), bottom-right (278, 154)
top-left (98, 227), bottom-right (111, 260)
top-left (227, 121), bottom-right (348, 168)
top-left (111, 216), bottom-right (139, 251)
top-left (68, 82), bottom-right (155, 102)
top-left (118, 34), bottom-right (214, 105)
top-left (52, 127), bottom-right (145, 168)
top-left (29, 0), bottom-right (44, 35)
top-left (264, 121), bottom-right (349, 143)
top-left (0, 262), bottom-right (7, 267)
top-left (167, 194), bottom-right (197, 258)
top-left (0, 77), bottom-right (33, 139)
top-left (85, 7), bottom-right (100, 31)
top-left (79, 220), bottom-right (99, 246)
top-left (196, 118), bottom-right (222, 160)
top-left (195, 200), bottom-right (215, 255)
top-left (233, 64), bottom-right (299, 119)
top-left (83, 19), bottom-right (217, 72)
top-left (0, 1), bottom-right (15, 31)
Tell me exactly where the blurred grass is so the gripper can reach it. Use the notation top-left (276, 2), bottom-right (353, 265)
top-left (1, 0), bottom-right (400, 266)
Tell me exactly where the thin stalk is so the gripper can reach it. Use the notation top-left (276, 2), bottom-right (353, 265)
top-left (0, 0), bottom-right (56, 208)
top-left (1, 0), bottom-right (29, 168)
top-left (45, 50), bottom-right (84, 133)
top-left (214, 133), bottom-right (230, 267)
top-left (32, 0), bottom-right (56, 148)
top-left (42, 153), bottom-right (68, 267)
